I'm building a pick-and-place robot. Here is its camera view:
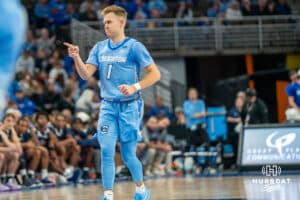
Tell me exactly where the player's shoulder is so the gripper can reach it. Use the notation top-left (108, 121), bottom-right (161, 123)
top-left (96, 39), bottom-right (109, 47)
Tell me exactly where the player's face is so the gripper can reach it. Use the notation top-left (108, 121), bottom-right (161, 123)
top-left (17, 120), bottom-right (28, 134)
top-left (56, 116), bottom-right (66, 129)
top-left (3, 116), bottom-right (16, 130)
top-left (103, 12), bottom-right (125, 38)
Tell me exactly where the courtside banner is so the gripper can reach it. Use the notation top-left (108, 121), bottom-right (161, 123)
top-left (238, 125), bottom-right (300, 169)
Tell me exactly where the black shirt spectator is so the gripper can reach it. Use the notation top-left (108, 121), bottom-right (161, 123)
top-left (241, 89), bottom-right (269, 125)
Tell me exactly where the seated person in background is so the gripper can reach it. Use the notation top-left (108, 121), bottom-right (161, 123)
top-left (51, 113), bottom-right (80, 176)
top-left (0, 114), bottom-right (22, 190)
top-left (142, 117), bottom-right (172, 176)
top-left (34, 112), bottom-right (79, 184)
top-left (183, 88), bottom-right (208, 148)
top-left (146, 95), bottom-right (174, 122)
top-left (71, 118), bottom-right (99, 180)
top-left (15, 116), bottom-right (54, 186)
top-left (174, 106), bottom-right (186, 125)
top-left (285, 69), bottom-right (300, 121)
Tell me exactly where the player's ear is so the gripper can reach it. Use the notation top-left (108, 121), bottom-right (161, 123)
top-left (120, 18), bottom-right (126, 28)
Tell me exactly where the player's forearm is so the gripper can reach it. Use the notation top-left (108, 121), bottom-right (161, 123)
top-left (73, 56), bottom-right (93, 80)
top-left (138, 65), bottom-right (161, 90)
top-left (288, 98), bottom-right (300, 110)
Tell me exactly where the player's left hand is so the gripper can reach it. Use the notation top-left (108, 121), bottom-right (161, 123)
top-left (118, 84), bottom-right (137, 96)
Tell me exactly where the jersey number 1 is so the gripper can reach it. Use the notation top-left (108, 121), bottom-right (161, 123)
top-left (107, 64), bottom-right (112, 80)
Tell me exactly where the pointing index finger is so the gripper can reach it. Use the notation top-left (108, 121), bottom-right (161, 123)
top-left (63, 42), bottom-right (75, 48)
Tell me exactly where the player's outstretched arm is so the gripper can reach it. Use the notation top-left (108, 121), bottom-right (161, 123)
top-left (63, 42), bottom-right (96, 80)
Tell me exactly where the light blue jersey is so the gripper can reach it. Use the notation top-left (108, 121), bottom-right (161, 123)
top-left (0, 1), bottom-right (26, 118)
top-left (183, 99), bottom-right (206, 129)
top-left (88, 37), bottom-right (154, 191)
top-left (86, 37), bottom-right (153, 100)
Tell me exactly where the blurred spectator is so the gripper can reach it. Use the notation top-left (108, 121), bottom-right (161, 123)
top-left (30, 84), bottom-right (47, 112)
top-left (48, 0), bottom-right (67, 27)
top-left (23, 30), bottom-right (37, 55)
top-left (71, 117), bottom-right (99, 179)
top-left (52, 113), bottom-right (80, 173)
top-left (75, 77), bottom-right (98, 113)
top-left (36, 28), bottom-right (55, 57)
top-left (148, 8), bottom-right (163, 28)
top-left (183, 88), bottom-right (208, 149)
top-left (79, 0), bottom-right (101, 14)
top-left (146, 95), bottom-right (173, 121)
top-left (219, 0), bottom-right (232, 13)
top-left (174, 106), bottom-right (186, 125)
top-left (16, 49), bottom-right (35, 76)
top-left (268, 0), bottom-right (275, 15)
top-left (14, 88), bottom-right (36, 116)
top-left (5, 108), bottom-right (22, 122)
top-left (225, 1), bottom-right (242, 20)
top-left (64, 3), bottom-right (80, 23)
top-left (241, 0), bottom-right (254, 16)
top-left (176, 0), bottom-right (193, 20)
top-left (148, 0), bottom-right (168, 16)
top-left (79, 1), bottom-right (98, 21)
top-left (34, 112), bottom-right (77, 184)
top-left (116, 0), bottom-right (137, 20)
top-left (56, 87), bottom-right (75, 113)
top-left (132, 0), bottom-right (150, 21)
top-left (43, 82), bottom-right (62, 112)
top-left (48, 49), bottom-right (64, 70)
top-left (34, 0), bottom-right (50, 28)
top-left (253, 0), bottom-right (269, 15)
top-left (0, 114), bottom-right (22, 190)
top-left (227, 97), bottom-right (244, 134)
top-left (275, 0), bottom-right (291, 15)
top-left (49, 61), bottom-right (68, 84)
top-left (236, 90), bottom-right (246, 103)
top-left (241, 88), bottom-right (268, 125)
top-left (207, 0), bottom-right (220, 17)
top-left (226, 96), bottom-right (244, 163)
top-left (16, 117), bottom-right (54, 186)
top-left (285, 69), bottom-right (300, 121)
top-left (183, 88), bottom-right (206, 130)
top-left (142, 117), bottom-right (172, 176)
top-left (35, 48), bottom-right (48, 71)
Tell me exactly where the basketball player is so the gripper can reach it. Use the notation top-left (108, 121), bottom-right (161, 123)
top-left (0, 1), bottom-right (26, 119)
top-left (64, 5), bottom-right (160, 200)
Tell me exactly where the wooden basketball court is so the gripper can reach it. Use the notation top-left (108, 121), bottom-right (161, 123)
top-left (1, 175), bottom-right (299, 200)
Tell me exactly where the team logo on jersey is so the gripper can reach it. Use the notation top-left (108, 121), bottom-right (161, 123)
top-left (100, 56), bottom-right (126, 63)
top-left (100, 125), bottom-right (109, 134)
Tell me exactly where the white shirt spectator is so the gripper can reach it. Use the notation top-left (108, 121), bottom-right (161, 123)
top-left (226, 1), bottom-right (243, 20)
top-left (16, 50), bottom-right (35, 75)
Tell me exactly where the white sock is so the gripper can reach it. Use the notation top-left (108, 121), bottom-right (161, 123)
top-left (20, 169), bottom-right (27, 176)
top-left (136, 184), bottom-right (145, 194)
top-left (28, 170), bottom-right (35, 177)
top-left (104, 190), bottom-right (113, 200)
top-left (68, 166), bottom-right (75, 172)
top-left (41, 169), bottom-right (48, 179)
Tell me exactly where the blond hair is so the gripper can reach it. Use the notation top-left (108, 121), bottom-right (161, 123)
top-left (101, 5), bottom-right (127, 19)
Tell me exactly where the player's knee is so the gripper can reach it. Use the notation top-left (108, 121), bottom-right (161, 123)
top-left (41, 148), bottom-right (49, 158)
top-left (0, 153), bottom-right (5, 161)
top-left (12, 152), bottom-right (20, 160)
top-left (101, 147), bottom-right (114, 160)
top-left (148, 148), bottom-right (156, 156)
top-left (35, 148), bottom-right (41, 158)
